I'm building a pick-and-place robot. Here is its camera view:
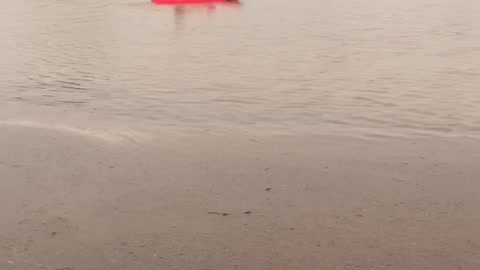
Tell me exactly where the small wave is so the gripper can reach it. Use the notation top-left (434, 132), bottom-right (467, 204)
top-left (0, 120), bottom-right (145, 143)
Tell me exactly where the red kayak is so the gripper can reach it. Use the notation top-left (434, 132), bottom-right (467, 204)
top-left (152, 0), bottom-right (229, 5)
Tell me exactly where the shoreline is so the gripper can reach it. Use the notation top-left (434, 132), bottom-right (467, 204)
top-left (2, 103), bottom-right (480, 140)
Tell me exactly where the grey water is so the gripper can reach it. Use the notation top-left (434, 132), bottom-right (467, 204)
top-left (1, 0), bottom-right (480, 137)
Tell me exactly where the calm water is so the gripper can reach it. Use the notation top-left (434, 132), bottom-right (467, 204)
top-left (1, 0), bottom-right (480, 137)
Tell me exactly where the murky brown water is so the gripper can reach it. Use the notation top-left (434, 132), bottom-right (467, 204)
top-left (1, 0), bottom-right (480, 137)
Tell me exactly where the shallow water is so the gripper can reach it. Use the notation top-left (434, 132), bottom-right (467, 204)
top-left (1, 0), bottom-right (480, 137)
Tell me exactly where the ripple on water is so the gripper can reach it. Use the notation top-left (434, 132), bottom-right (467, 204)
top-left (1, 0), bottom-right (480, 138)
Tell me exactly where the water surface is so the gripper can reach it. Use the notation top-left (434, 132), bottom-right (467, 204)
top-left (1, 0), bottom-right (480, 137)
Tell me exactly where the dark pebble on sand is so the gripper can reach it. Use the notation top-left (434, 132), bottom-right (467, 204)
top-left (208, 212), bottom-right (230, 216)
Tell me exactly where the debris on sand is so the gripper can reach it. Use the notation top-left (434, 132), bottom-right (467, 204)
top-left (208, 212), bottom-right (230, 216)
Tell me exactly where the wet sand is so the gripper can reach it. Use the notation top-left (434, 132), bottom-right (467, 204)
top-left (1, 125), bottom-right (479, 270)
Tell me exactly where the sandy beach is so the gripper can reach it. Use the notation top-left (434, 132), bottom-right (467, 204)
top-left (1, 122), bottom-right (479, 270)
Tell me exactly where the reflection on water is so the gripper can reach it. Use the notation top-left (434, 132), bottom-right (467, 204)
top-left (173, 3), bottom-right (230, 30)
top-left (1, 0), bottom-right (479, 137)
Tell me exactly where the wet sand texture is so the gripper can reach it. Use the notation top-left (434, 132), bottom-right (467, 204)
top-left (1, 126), bottom-right (479, 270)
